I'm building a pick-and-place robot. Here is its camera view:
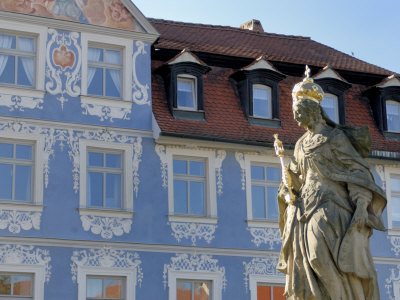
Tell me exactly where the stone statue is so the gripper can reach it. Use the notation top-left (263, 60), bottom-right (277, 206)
top-left (274, 66), bottom-right (387, 300)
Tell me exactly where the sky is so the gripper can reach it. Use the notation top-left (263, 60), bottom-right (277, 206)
top-left (132, 0), bottom-right (400, 74)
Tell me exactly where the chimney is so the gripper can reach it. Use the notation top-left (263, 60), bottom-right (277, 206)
top-left (240, 19), bottom-right (264, 33)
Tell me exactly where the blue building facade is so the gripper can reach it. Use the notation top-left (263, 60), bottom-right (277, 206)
top-left (0, 1), bottom-right (399, 300)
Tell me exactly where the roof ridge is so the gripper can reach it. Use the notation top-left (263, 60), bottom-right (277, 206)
top-left (148, 17), bottom-right (311, 41)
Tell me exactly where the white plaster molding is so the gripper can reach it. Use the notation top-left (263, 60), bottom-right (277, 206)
top-left (132, 41), bottom-right (150, 105)
top-left (155, 144), bottom-right (168, 188)
top-left (0, 93), bottom-right (43, 111)
top-left (46, 29), bottom-right (81, 109)
top-left (0, 210), bottom-right (41, 233)
top-left (385, 264), bottom-right (400, 300)
top-left (0, 244), bottom-right (51, 283)
top-left (80, 215), bottom-right (132, 240)
top-left (243, 255), bottom-right (282, 292)
top-left (247, 227), bottom-right (281, 249)
top-left (235, 152), bottom-right (246, 190)
top-left (132, 137), bottom-right (143, 197)
top-left (81, 96), bottom-right (132, 122)
top-left (169, 222), bottom-right (217, 246)
top-left (374, 164), bottom-right (386, 191)
top-left (163, 253), bottom-right (227, 300)
top-left (388, 236), bottom-right (400, 257)
top-left (215, 150), bottom-right (226, 196)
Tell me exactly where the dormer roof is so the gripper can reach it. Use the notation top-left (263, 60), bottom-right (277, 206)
top-left (242, 56), bottom-right (283, 74)
top-left (167, 48), bottom-right (208, 66)
top-left (375, 75), bottom-right (400, 88)
top-left (313, 65), bottom-right (349, 83)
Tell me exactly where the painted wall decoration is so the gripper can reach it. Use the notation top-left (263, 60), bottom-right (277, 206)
top-left (243, 256), bottom-right (282, 291)
top-left (0, 210), bottom-right (41, 234)
top-left (71, 247), bottom-right (143, 285)
top-left (169, 222), bottom-right (217, 246)
top-left (385, 264), bottom-right (400, 300)
top-left (81, 215), bottom-right (132, 239)
top-left (247, 227), bottom-right (281, 249)
top-left (132, 41), bottom-right (150, 105)
top-left (0, 94), bottom-right (43, 112)
top-left (388, 236), bottom-right (400, 256)
top-left (0, 0), bottom-right (144, 32)
top-left (235, 152), bottom-right (246, 190)
top-left (155, 144), bottom-right (168, 188)
top-left (0, 244), bottom-right (52, 282)
top-left (81, 100), bottom-right (132, 122)
top-left (46, 29), bottom-right (81, 109)
top-left (215, 150), bottom-right (226, 196)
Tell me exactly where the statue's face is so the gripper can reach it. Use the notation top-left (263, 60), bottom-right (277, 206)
top-left (293, 101), bottom-right (312, 128)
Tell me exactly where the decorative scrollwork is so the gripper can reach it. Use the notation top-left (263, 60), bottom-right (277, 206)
top-left (170, 222), bottom-right (217, 245)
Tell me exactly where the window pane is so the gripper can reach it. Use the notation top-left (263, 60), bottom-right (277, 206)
top-left (253, 86), bottom-right (271, 118)
top-left (88, 152), bottom-right (103, 167)
top-left (87, 67), bottom-right (103, 96)
top-left (13, 275), bottom-right (32, 296)
top-left (251, 166), bottom-right (264, 180)
top-left (105, 69), bottom-right (121, 98)
top-left (387, 102), bottom-right (400, 132)
top-left (17, 37), bottom-right (34, 52)
top-left (177, 281), bottom-right (192, 300)
top-left (392, 177), bottom-right (400, 192)
top-left (18, 57), bottom-right (34, 86)
top-left (0, 275), bottom-right (11, 295)
top-left (194, 281), bottom-right (211, 300)
top-left (267, 187), bottom-right (279, 220)
top-left (190, 181), bottom-right (205, 215)
top-left (174, 180), bottom-right (188, 214)
top-left (105, 173), bottom-right (121, 209)
top-left (16, 144), bottom-right (32, 160)
top-left (105, 50), bottom-right (121, 64)
top-left (88, 172), bottom-right (103, 207)
top-left (392, 196), bottom-right (400, 229)
top-left (272, 286), bottom-right (286, 300)
top-left (252, 185), bottom-right (266, 219)
top-left (0, 164), bottom-right (12, 200)
top-left (87, 278), bottom-right (103, 298)
top-left (173, 159), bottom-right (187, 175)
top-left (88, 47), bottom-right (103, 62)
top-left (106, 153), bottom-right (121, 168)
top-left (15, 165), bottom-right (32, 202)
top-left (0, 143), bottom-right (13, 158)
top-left (0, 34), bottom-right (16, 49)
top-left (321, 95), bottom-right (338, 122)
top-left (0, 55), bottom-right (15, 84)
top-left (257, 285), bottom-right (271, 300)
top-left (177, 78), bottom-right (195, 109)
top-left (266, 167), bottom-right (280, 181)
top-left (104, 278), bottom-right (122, 298)
top-left (190, 161), bottom-right (204, 176)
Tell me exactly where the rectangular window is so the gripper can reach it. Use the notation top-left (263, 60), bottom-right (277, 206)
top-left (0, 273), bottom-right (33, 298)
top-left (321, 93), bottom-right (339, 123)
top-left (250, 165), bottom-right (280, 220)
top-left (0, 33), bottom-right (35, 87)
top-left (177, 75), bottom-right (197, 110)
top-left (86, 276), bottom-right (125, 300)
top-left (252, 84), bottom-right (272, 118)
top-left (391, 175), bottom-right (400, 229)
top-left (386, 100), bottom-right (400, 132)
top-left (0, 142), bottom-right (33, 202)
top-left (87, 46), bottom-right (122, 99)
top-left (257, 283), bottom-right (285, 300)
top-left (173, 158), bottom-right (206, 216)
top-left (176, 279), bottom-right (212, 300)
top-left (87, 150), bottom-right (123, 209)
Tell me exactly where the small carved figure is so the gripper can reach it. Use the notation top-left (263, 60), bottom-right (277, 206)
top-left (276, 66), bottom-right (386, 299)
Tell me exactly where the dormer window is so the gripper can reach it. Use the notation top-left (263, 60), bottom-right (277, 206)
top-left (177, 74), bottom-right (197, 110)
top-left (321, 93), bottom-right (339, 123)
top-left (252, 84), bottom-right (272, 118)
top-left (231, 56), bottom-right (286, 128)
top-left (386, 100), bottom-right (400, 132)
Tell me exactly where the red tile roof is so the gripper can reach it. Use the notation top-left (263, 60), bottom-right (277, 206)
top-left (150, 18), bottom-right (392, 76)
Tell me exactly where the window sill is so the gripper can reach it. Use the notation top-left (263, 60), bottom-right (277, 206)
top-left (78, 208), bottom-right (134, 218)
top-left (247, 220), bottom-right (279, 228)
top-left (0, 202), bottom-right (44, 212)
top-left (168, 215), bottom-right (218, 224)
top-left (387, 229), bottom-right (400, 236)
top-left (0, 86), bottom-right (45, 98)
top-left (173, 109), bottom-right (205, 121)
top-left (248, 117), bottom-right (281, 128)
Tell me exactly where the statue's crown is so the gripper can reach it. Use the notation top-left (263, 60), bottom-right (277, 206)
top-left (292, 65), bottom-right (324, 106)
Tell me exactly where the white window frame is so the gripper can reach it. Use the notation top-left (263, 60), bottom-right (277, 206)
top-left (249, 275), bottom-right (285, 300)
top-left (0, 132), bottom-right (44, 212)
top-left (79, 139), bottom-right (133, 218)
top-left (321, 93), bottom-right (339, 123)
top-left (386, 100), bottom-right (400, 133)
top-left (177, 74), bottom-right (197, 111)
top-left (168, 271), bottom-right (222, 300)
top-left (394, 280), bottom-right (400, 300)
top-left (0, 264), bottom-right (45, 300)
top-left (0, 19), bottom-right (46, 98)
top-left (385, 166), bottom-right (400, 233)
top-left (245, 154), bottom-right (280, 228)
top-left (81, 32), bottom-right (133, 102)
top-left (77, 266), bottom-right (137, 300)
top-left (166, 147), bottom-right (217, 224)
top-left (252, 84), bottom-right (272, 119)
